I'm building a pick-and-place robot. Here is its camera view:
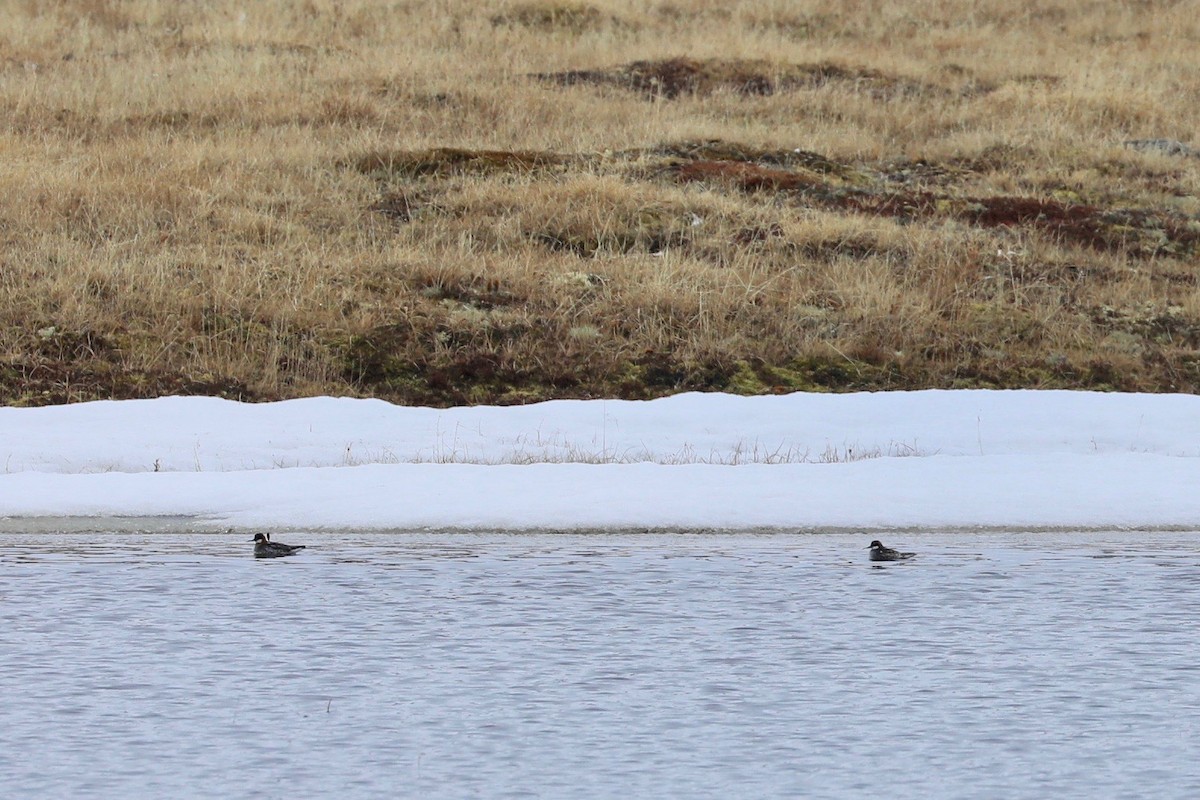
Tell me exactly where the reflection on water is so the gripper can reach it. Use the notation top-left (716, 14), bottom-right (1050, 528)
top-left (2, 530), bottom-right (1200, 798)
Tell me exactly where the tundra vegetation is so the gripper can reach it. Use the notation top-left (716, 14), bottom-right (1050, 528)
top-left (2, 0), bottom-right (1199, 406)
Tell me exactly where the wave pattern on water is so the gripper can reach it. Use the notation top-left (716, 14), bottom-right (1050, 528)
top-left (2, 530), bottom-right (1199, 798)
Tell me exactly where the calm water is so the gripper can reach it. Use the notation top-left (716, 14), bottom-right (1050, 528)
top-left (2, 529), bottom-right (1199, 799)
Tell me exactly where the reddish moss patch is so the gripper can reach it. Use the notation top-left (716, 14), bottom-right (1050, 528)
top-left (962, 198), bottom-right (1200, 255)
top-left (669, 146), bottom-right (1200, 256)
top-left (965, 196), bottom-right (1097, 227)
top-left (962, 196), bottom-right (1109, 248)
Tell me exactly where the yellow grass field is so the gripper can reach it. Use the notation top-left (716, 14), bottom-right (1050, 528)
top-left (2, 0), bottom-right (1199, 405)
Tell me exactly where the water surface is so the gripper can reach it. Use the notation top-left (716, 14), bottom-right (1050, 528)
top-left (2, 529), bottom-right (1199, 798)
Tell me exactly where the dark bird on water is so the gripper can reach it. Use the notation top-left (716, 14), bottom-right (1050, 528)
top-left (253, 532), bottom-right (307, 558)
top-left (868, 540), bottom-right (914, 562)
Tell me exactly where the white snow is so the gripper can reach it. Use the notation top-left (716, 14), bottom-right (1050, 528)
top-left (2, 389), bottom-right (1199, 531)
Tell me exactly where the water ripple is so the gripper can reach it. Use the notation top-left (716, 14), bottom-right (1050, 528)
top-left (2, 530), bottom-right (1200, 798)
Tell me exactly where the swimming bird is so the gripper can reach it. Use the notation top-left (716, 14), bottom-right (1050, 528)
top-left (253, 532), bottom-right (307, 558)
top-left (868, 539), bottom-right (914, 562)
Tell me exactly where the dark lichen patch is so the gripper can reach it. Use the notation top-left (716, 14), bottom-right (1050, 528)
top-left (524, 201), bottom-right (704, 258)
top-left (489, 2), bottom-right (625, 33)
top-left (952, 143), bottom-right (1039, 173)
top-left (779, 59), bottom-right (945, 100)
top-left (778, 356), bottom-right (897, 391)
top-left (31, 325), bottom-right (119, 362)
top-left (797, 234), bottom-right (894, 263)
top-left (675, 160), bottom-right (825, 193)
top-left (376, 88), bottom-right (511, 121)
top-left (1092, 304), bottom-right (1200, 348)
top-left (647, 139), bottom-right (860, 178)
top-left (0, 357), bottom-right (260, 406)
top-left (718, 356), bottom-right (896, 395)
top-left (1012, 72), bottom-right (1061, 85)
top-left (731, 222), bottom-right (786, 246)
top-left (531, 222), bottom-right (692, 257)
top-left (411, 273), bottom-right (525, 310)
top-left (342, 316), bottom-right (874, 406)
top-left (313, 301), bottom-right (1200, 405)
top-left (533, 57), bottom-right (942, 100)
top-left (625, 350), bottom-right (738, 393)
top-left (370, 189), bottom-right (428, 223)
top-left (1123, 139), bottom-right (1199, 158)
top-left (535, 57), bottom-right (760, 99)
top-left (751, 13), bottom-right (841, 41)
top-left (347, 148), bottom-right (569, 178)
top-left (1146, 262), bottom-right (1200, 286)
top-left (119, 110), bottom-right (222, 132)
top-left (341, 318), bottom-right (589, 406)
top-left (880, 159), bottom-right (971, 187)
top-left (996, 259), bottom-right (1117, 288)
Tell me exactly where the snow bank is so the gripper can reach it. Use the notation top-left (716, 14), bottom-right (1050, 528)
top-left (2, 390), bottom-right (1198, 531)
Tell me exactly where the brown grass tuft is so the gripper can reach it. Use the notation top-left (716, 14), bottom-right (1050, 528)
top-left (2, 0), bottom-right (1200, 405)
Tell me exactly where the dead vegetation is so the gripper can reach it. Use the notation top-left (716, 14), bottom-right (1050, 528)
top-left (534, 57), bottom-right (958, 99)
top-left (2, 0), bottom-right (1200, 406)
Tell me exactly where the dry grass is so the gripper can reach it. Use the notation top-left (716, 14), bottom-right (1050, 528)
top-left (2, 0), bottom-right (1200, 405)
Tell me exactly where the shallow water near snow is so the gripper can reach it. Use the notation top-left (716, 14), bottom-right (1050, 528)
top-left (3, 529), bottom-right (1199, 798)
